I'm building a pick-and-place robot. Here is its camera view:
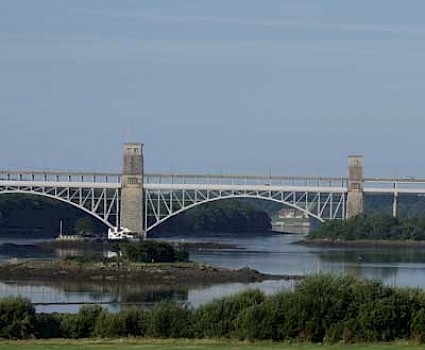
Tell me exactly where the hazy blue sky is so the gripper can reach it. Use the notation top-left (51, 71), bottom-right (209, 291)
top-left (1, 0), bottom-right (425, 177)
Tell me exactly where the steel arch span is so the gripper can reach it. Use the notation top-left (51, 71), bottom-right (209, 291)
top-left (0, 188), bottom-right (120, 230)
top-left (144, 188), bottom-right (347, 233)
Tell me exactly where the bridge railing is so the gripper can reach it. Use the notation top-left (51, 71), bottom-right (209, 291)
top-left (0, 171), bottom-right (121, 184)
top-left (144, 173), bottom-right (348, 188)
top-left (363, 177), bottom-right (425, 194)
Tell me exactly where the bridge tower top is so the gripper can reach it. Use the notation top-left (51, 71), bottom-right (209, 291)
top-left (348, 155), bottom-right (363, 185)
top-left (123, 142), bottom-right (143, 175)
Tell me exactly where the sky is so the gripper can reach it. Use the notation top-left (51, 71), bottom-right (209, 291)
top-left (1, 0), bottom-right (425, 177)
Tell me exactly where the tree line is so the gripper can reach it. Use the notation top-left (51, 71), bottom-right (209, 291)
top-left (309, 214), bottom-right (425, 241)
top-left (150, 199), bottom-right (272, 234)
top-left (0, 195), bottom-right (272, 235)
top-left (4, 274), bottom-right (425, 343)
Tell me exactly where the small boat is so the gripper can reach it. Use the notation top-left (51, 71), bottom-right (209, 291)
top-left (107, 227), bottom-right (135, 240)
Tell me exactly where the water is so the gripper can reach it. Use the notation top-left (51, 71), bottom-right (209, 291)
top-left (2, 232), bottom-right (425, 312)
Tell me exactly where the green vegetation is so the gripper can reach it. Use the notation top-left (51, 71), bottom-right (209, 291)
top-left (365, 194), bottom-right (425, 218)
top-left (151, 199), bottom-right (272, 234)
top-left (0, 195), bottom-right (273, 236)
top-left (308, 214), bottom-right (425, 241)
top-left (0, 194), bottom-right (105, 236)
top-left (4, 275), bottom-right (425, 343)
top-left (116, 240), bottom-right (189, 263)
top-left (63, 240), bottom-right (189, 264)
top-left (0, 340), bottom-right (423, 350)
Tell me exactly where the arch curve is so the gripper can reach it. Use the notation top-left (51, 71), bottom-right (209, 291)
top-left (146, 194), bottom-right (324, 233)
top-left (0, 190), bottom-right (115, 229)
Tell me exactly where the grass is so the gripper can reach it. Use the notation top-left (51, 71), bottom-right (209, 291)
top-left (0, 339), bottom-right (424, 350)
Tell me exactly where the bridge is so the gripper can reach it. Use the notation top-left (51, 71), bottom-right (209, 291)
top-left (1, 143), bottom-right (425, 237)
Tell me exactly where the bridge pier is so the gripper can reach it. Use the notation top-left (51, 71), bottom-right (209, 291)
top-left (346, 155), bottom-right (364, 219)
top-left (120, 143), bottom-right (145, 238)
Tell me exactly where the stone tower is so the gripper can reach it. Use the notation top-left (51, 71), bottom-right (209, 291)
top-left (120, 142), bottom-right (144, 236)
top-left (346, 155), bottom-right (364, 219)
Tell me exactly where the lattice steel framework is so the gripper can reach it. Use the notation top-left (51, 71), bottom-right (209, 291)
top-left (144, 173), bottom-right (348, 232)
top-left (0, 171), bottom-right (121, 229)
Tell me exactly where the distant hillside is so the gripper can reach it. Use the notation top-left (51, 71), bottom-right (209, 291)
top-left (0, 194), bottom-right (105, 236)
top-left (150, 198), bottom-right (272, 234)
top-left (365, 194), bottom-right (425, 218)
top-left (2, 193), bottom-right (425, 237)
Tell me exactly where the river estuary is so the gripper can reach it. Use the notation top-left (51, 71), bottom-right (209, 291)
top-left (2, 231), bottom-right (425, 313)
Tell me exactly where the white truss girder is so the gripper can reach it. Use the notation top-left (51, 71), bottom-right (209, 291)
top-left (0, 183), bottom-right (120, 229)
top-left (144, 187), bottom-right (346, 232)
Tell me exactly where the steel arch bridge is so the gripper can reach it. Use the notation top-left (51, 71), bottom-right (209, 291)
top-left (0, 170), bottom-right (349, 234)
top-left (3, 169), bottom-right (425, 236)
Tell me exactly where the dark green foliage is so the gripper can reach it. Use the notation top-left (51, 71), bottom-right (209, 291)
top-left (411, 308), bottom-right (425, 343)
top-left (120, 307), bottom-right (150, 337)
top-left (309, 214), bottom-right (425, 241)
top-left (118, 240), bottom-right (189, 263)
top-left (147, 301), bottom-right (192, 338)
top-left (365, 194), bottom-right (425, 218)
top-left (233, 296), bottom-right (283, 340)
top-left (60, 305), bottom-right (103, 338)
top-left (288, 275), bottom-right (359, 342)
top-left (93, 311), bottom-right (126, 338)
top-left (222, 275), bottom-right (425, 343)
top-left (0, 193), bottom-right (105, 235)
top-left (6, 275), bottom-right (425, 342)
top-left (87, 307), bottom-right (152, 338)
top-left (0, 297), bottom-right (36, 339)
top-left (194, 289), bottom-right (265, 338)
top-left (151, 199), bottom-right (271, 234)
top-left (35, 313), bottom-right (63, 338)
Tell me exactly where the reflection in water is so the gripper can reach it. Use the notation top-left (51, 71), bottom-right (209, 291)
top-left (318, 248), bottom-right (425, 264)
top-left (2, 232), bottom-right (425, 312)
top-left (0, 280), bottom-right (189, 313)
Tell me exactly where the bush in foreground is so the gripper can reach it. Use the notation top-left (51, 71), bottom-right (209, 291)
top-left (6, 274), bottom-right (425, 342)
top-left (0, 296), bottom-right (36, 339)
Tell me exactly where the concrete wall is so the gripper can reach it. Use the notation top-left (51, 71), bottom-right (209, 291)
top-left (120, 143), bottom-right (144, 236)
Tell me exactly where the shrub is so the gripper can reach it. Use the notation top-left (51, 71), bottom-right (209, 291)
top-left (36, 313), bottom-right (62, 338)
top-left (194, 289), bottom-right (265, 338)
top-left (233, 297), bottom-right (281, 340)
top-left (288, 274), bottom-right (360, 342)
top-left (411, 308), bottom-right (425, 343)
top-left (147, 300), bottom-right (192, 338)
top-left (355, 291), bottom-right (419, 342)
top-left (0, 297), bottom-right (36, 339)
top-left (120, 307), bottom-right (150, 337)
top-left (94, 311), bottom-right (125, 338)
top-left (60, 305), bottom-right (103, 338)
top-left (119, 240), bottom-right (189, 263)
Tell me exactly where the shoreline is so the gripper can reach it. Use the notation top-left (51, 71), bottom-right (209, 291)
top-left (37, 239), bottom-right (241, 252)
top-left (0, 259), bottom-right (302, 285)
top-left (297, 238), bottom-right (425, 248)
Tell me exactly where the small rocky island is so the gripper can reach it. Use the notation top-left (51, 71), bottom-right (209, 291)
top-left (0, 259), bottom-right (291, 284)
top-left (0, 240), bottom-right (298, 285)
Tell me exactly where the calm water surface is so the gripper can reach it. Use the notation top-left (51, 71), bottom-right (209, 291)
top-left (2, 232), bottom-right (425, 312)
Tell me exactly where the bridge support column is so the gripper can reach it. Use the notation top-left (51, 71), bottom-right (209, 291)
top-left (120, 143), bottom-right (145, 238)
top-left (346, 155), bottom-right (364, 219)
